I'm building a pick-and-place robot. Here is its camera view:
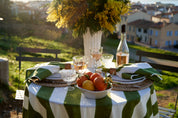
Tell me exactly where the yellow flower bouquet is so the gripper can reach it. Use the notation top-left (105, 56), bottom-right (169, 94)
top-left (47, 0), bottom-right (130, 37)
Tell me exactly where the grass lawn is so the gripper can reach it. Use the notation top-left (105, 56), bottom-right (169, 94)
top-left (0, 34), bottom-right (178, 117)
top-left (0, 34), bottom-right (83, 93)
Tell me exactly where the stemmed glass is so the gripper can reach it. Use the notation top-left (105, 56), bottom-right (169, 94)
top-left (60, 69), bottom-right (78, 91)
top-left (90, 47), bottom-right (103, 72)
top-left (73, 55), bottom-right (88, 75)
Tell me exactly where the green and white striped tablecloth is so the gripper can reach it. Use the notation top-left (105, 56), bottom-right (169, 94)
top-left (23, 82), bottom-right (159, 118)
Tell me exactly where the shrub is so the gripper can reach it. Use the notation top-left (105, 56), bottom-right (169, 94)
top-left (107, 32), bottom-right (118, 39)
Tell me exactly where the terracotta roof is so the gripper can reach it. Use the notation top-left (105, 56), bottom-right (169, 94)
top-left (172, 11), bottom-right (178, 14)
top-left (150, 22), bottom-right (164, 29)
top-left (150, 22), bottom-right (172, 29)
top-left (146, 6), bottom-right (156, 11)
top-left (163, 13), bottom-right (173, 15)
top-left (127, 19), bottom-right (173, 29)
top-left (128, 19), bottom-right (154, 29)
top-left (127, 10), bottom-right (148, 16)
top-left (141, 9), bottom-right (147, 13)
top-left (173, 6), bottom-right (178, 11)
top-left (131, 5), bottom-right (143, 9)
top-left (155, 11), bottom-right (178, 17)
top-left (152, 15), bottom-right (169, 19)
top-left (158, 6), bottom-right (164, 9)
top-left (128, 10), bottom-right (139, 15)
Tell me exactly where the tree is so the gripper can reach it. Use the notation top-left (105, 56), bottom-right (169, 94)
top-left (0, 0), bottom-right (11, 21)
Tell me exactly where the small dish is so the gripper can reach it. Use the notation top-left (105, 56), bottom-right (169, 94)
top-left (76, 85), bottom-right (112, 99)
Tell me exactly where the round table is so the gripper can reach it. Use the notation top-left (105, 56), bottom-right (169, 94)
top-left (23, 82), bottom-right (159, 118)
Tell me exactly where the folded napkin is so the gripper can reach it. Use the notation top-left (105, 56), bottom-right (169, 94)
top-left (116, 63), bottom-right (162, 82)
top-left (26, 62), bottom-right (71, 81)
top-left (32, 65), bottom-right (59, 80)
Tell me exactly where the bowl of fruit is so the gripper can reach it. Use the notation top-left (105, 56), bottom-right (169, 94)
top-left (76, 72), bottom-right (112, 99)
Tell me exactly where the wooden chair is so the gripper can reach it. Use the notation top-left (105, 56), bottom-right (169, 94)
top-left (15, 47), bottom-right (62, 87)
top-left (159, 93), bottom-right (177, 118)
top-left (136, 50), bottom-right (178, 73)
top-left (136, 50), bottom-right (178, 118)
top-left (15, 47), bottom-right (62, 114)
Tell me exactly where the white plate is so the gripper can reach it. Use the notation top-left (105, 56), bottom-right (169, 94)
top-left (46, 73), bottom-right (62, 80)
top-left (112, 75), bottom-right (146, 84)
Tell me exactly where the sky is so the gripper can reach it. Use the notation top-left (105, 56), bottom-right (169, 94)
top-left (131, 0), bottom-right (178, 5)
top-left (11, 0), bottom-right (52, 2)
top-left (10, 0), bottom-right (178, 6)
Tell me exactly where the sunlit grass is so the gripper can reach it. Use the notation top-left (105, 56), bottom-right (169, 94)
top-left (103, 37), bottom-right (178, 56)
top-left (154, 71), bottom-right (178, 91)
top-left (128, 44), bottom-right (178, 56)
top-left (0, 34), bottom-right (83, 94)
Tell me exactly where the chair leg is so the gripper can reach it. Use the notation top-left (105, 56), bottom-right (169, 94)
top-left (16, 100), bottom-right (23, 117)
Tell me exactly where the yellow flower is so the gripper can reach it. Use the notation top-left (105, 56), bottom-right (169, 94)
top-left (47, 0), bottom-right (130, 37)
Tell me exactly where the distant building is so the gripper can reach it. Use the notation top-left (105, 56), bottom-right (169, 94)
top-left (11, 2), bottom-right (33, 16)
top-left (157, 6), bottom-right (167, 12)
top-left (144, 6), bottom-right (157, 16)
top-left (127, 19), bottom-right (178, 48)
top-left (170, 11), bottom-right (178, 23)
top-left (26, 1), bottom-right (51, 10)
top-left (155, 2), bottom-right (175, 12)
top-left (149, 23), bottom-right (178, 48)
top-left (116, 2), bottom-right (178, 48)
top-left (116, 10), bottom-right (151, 39)
top-left (152, 15), bottom-right (170, 23)
top-left (127, 19), bottom-right (154, 43)
top-left (152, 11), bottom-right (178, 23)
top-left (127, 11), bottom-right (151, 23)
top-left (172, 14), bottom-right (178, 23)
top-left (130, 4), bottom-right (144, 11)
top-left (159, 12), bottom-right (174, 19)
top-left (172, 6), bottom-right (178, 11)
top-left (10, 1), bottom-right (51, 21)
top-left (115, 15), bottom-right (127, 35)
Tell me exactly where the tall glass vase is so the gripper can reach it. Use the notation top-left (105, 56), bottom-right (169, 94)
top-left (83, 28), bottom-right (103, 68)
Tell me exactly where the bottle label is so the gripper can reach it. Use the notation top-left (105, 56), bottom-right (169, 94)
top-left (116, 53), bottom-right (129, 66)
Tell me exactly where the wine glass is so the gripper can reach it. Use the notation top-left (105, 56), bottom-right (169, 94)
top-left (73, 55), bottom-right (88, 74)
top-left (101, 53), bottom-right (114, 68)
top-left (90, 47), bottom-right (103, 72)
top-left (60, 69), bottom-right (78, 91)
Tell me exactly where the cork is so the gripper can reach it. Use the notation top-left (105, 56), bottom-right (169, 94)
top-left (121, 24), bottom-right (126, 33)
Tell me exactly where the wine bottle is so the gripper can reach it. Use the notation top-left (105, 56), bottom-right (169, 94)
top-left (116, 24), bottom-right (129, 66)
